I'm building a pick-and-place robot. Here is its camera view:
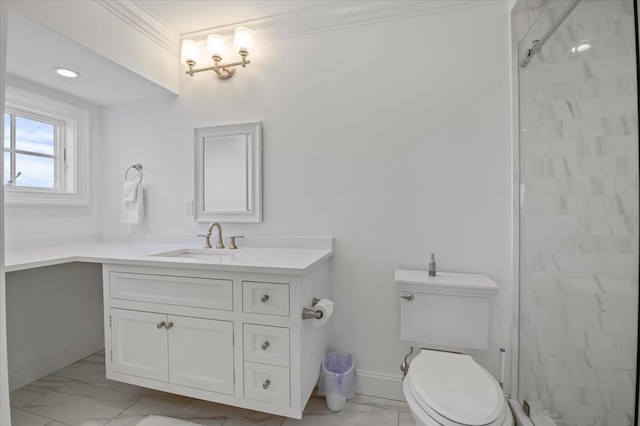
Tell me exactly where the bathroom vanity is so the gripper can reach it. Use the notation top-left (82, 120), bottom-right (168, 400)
top-left (5, 240), bottom-right (333, 419)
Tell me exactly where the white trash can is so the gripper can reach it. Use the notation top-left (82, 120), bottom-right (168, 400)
top-left (317, 351), bottom-right (356, 411)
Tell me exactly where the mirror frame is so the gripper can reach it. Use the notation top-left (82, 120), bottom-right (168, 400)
top-left (194, 121), bottom-right (262, 223)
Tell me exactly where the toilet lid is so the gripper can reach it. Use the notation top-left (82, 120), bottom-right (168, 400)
top-left (407, 350), bottom-right (503, 426)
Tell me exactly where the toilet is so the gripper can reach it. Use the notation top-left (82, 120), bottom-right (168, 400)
top-left (396, 270), bottom-right (514, 426)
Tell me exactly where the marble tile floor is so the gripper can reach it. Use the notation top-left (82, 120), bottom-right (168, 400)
top-left (10, 351), bottom-right (412, 426)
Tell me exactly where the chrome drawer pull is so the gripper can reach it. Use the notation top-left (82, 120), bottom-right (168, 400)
top-left (261, 341), bottom-right (270, 351)
top-left (165, 322), bottom-right (174, 330)
top-left (400, 293), bottom-right (414, 301)
top-left (260, 294), bottom-right (269, 303)
top-left (263, 379), bottom-right (271, 389)
top-left (156, 321), bottom-right (166, 329)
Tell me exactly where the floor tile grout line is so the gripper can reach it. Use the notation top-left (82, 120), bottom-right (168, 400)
top-left (348, 400), bottom-right (409, 411)
top-left (42, 374), bottom-right (269, 424)
top-left (16, 380), bottom-right (144, 426)
top-left (11, 403), bottom-right (66, 425)
top-left (106, 394), bottom-right (146, 423)
top-left (48, 371), bottom-right (199, 412)
top-left (179, 401), bottom-right (285, 425)
top-left (11, 387), bottom-right (69, 422)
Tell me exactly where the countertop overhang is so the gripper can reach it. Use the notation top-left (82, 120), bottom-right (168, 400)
top-left (5, 242), bottom-right (333, 275)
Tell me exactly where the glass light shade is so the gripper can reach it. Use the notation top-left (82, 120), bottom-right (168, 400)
top-left (233, 27), bottom-right (254, 51)
top-left (207, 34), bottom-right (227, 57)
top-left (571, 43), bottom-right (591, 53)
top-left (181, 39), bottom-right (200, 63)
top-left (577, 43), bottom-right (591, 52)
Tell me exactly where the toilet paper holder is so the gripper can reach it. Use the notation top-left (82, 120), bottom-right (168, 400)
top-left (302, 297), bottom-right (324, 320)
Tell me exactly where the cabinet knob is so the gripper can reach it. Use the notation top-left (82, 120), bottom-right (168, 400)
top-left (165, 322), bottom-right (174, 330)
top-left (157, 321), bottom-right (166, 329)
top-left (263, 379), bottom-right (271, 389)
top-left (261, 341), bottom-right (270, 351)
top-left (260, 294), bottom-right (269, 303)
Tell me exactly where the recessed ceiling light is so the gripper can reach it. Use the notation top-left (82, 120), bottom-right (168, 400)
top-left (571, 44), bottom-right (591, 53)
top-left (53, 67), bottom-right (80, 78)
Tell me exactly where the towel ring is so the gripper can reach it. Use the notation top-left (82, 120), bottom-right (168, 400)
top-left (125, 164), bottom-right (143, 183)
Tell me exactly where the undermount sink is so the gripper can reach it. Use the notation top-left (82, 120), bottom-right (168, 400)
top-left (151, 248), bottom-right (232, 260)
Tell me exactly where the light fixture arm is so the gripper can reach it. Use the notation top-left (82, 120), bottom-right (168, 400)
top-left (185, 51), bottom-right (251, 80)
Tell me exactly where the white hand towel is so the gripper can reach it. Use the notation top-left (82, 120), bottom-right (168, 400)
top-left (121, 181), bottom-right (144, 224)
top-left (123, 181), bottom-right (138, 202)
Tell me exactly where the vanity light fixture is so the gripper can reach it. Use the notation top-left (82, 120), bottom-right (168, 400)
top-left (181, 27), bottom-right (253, 80)
top-left (53, 67), bottom-right (80, 78)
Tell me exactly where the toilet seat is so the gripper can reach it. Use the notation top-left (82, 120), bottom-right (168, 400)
top-left (403, 350), bottom-right (509, 426)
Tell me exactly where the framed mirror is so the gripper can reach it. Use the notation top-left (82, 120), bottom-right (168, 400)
top-left (194, 121), bottom-right (262, 223)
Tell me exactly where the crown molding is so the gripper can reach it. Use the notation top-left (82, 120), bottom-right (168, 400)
top-left (94, 0), bottom-right (179, 56)
top-left (98, 0), bottom-right (503, 54)
top-left (178, 0), bottom-right (504, 42)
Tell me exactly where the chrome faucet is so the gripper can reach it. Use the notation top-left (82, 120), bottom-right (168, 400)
top-left (198, 222), bottom-right (225, 249)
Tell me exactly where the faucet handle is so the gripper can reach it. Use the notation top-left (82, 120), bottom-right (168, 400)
top-left (229, 235), bottom-right (245, 250)
top-left (198, 234), bottom-right (212, 249)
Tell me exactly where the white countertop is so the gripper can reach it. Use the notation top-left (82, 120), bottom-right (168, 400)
top-left (5, 242), bottom-right (333, 275)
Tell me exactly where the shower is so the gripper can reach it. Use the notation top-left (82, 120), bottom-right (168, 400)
top-left (513, 0), bottom-right (639, 424)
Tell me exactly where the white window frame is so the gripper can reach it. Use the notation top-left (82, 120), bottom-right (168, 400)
top-left (4, 85), bottom-right (90, 205)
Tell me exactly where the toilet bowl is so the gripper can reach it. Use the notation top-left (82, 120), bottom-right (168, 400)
top-left (402, 350), bottom-right (513, 426)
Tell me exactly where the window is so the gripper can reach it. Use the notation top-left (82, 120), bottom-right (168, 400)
top-left (4, 86), bottom-right (90, 205)
top-left (4, 113), bottom-right (58, 189)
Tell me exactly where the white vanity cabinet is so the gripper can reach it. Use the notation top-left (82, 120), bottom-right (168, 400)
top-left (102, 260), bottom-right (331, 419)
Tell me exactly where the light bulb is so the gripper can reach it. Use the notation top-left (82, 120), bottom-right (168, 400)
top-left (181, 39), bottom-right (200, 63)
top-left (571, 43), bottom-right (591, 53)
top-left (207, 34), bottom-right (227, 58)
top-left (233, 27), bottom-right (254, 52)
top-left (53, 67), bottom-right (80, 78)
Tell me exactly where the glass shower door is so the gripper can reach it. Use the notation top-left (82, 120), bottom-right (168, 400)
top-left (518, 0), bottom-right (639, 424)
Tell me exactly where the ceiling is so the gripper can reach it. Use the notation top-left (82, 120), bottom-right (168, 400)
top-left (134, 1), bottom-right (330, 35)
top-left (6, 10), bottom-right (175, 106)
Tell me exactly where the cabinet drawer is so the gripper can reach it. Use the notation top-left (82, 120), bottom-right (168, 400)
top-left (244, 362), bottom-right (290, 406)
top-left (243, 324), bottom-right (289, 367)
top-left (242, 281), bottom-right (289, 316)
top-left (110, 272), bottom-right (233, 310)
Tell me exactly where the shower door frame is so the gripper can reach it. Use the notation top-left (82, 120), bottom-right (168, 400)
top-left (509, 0), bottom-right (640, 424)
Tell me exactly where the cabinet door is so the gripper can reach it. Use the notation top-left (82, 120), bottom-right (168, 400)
top-left (111, 309), bottom-right (168, 382)
top-left (168, 315), bottom-right (234, 394)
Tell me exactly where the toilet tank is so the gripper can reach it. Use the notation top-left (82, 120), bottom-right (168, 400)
top-left (395, 270), bottom-right (499, 350)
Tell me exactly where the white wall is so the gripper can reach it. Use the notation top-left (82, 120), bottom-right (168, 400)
top-left (4, 0), bottom-right (179, 95)
top-left (4, 76), bottom-right (103, 247)
top-left (5, 264), bottom-right (104, 391)
top-left (101, 3), bottom-right (513, 396)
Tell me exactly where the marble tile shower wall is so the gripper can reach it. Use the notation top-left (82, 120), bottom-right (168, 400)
top-left (519, 1), bottom-right (639, 425)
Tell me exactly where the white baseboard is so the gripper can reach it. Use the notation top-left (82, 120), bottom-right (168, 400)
top-left (8, 334), bottom-right (104, 391)
top-left (355, 369), bottom-right (404, 401)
